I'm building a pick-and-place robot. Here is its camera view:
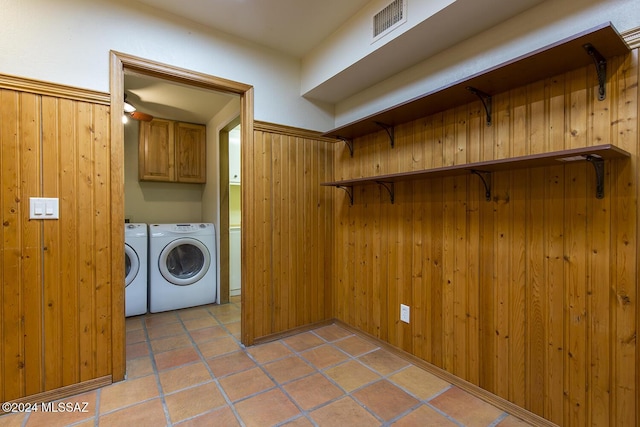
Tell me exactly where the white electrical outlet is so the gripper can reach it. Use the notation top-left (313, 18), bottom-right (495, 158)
top-left (400, 304), bottom-right (410, 323)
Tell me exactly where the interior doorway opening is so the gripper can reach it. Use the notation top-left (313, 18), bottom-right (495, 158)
top-left (110, 51), bottom-right (254, 381)
top-left (218, 119), bottom-right (242, 304)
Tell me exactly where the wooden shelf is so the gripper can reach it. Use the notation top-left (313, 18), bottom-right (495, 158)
top-left (323, 22), bottom-right (629, 142)
top-left (322, 144), bottom-right (631, 204)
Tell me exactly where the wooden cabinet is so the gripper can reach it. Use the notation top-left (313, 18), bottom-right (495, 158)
top-left (139, 119), bottom-right (206, 183)
top-left (175, 122), bottom-right (206, 183)
top-left (139, 118), bottom-right (175, 181)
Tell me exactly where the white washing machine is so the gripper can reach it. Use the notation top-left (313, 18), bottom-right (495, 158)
top-left (148, 223), bottom-right (217, 313)
top-left (125, 223), bottom-right (148, 317)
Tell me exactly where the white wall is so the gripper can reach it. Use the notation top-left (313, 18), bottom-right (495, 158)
top-left (300, 0), bottom-right (457, 101)
top-left (202, 98), bottom-right (240, 225)
top-left (0, 0), bottom-right (333, 131)
top-left (1, 0), bottom-right (638, 133)
top-left (332, 0), bottom-right (640, 128)
top-left (203, 98), bottom-right (241, 304)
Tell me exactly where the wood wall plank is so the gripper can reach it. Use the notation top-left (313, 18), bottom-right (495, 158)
top-left (545, 165), bottom-right (566, 424)
top-left (1, 89), bottom-right (24, 401)
top-left (0, 90), bottom-right (43, 401)
top-left (56, 98), bottom-right (81, 387)
top-left (41, 97), bottom-right (63, 391)
top-left (609, 51), bottom-right (638, 427)
top-left (93, 104), bottom-right (112, 378)
top-left (19, 93), bottom-right (43, 397)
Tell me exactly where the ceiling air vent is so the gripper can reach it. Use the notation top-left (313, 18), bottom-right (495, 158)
top-left (372, 0), bottom-right (407, 41)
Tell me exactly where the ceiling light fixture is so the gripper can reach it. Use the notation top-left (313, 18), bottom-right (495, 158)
top-left (123, 100), bottom-right (136, 113)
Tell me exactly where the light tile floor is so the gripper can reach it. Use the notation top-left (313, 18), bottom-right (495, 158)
top-left (1, 297), bottom-right (532, 426)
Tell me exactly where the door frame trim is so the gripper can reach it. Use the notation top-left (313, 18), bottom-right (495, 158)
top-left (109, 51), bottom-right (254, 381)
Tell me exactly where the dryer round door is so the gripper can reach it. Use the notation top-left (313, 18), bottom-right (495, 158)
top-left (159, 237), bottom-right (211, 286)
top-left (125, 244), bottom-right (140, 287)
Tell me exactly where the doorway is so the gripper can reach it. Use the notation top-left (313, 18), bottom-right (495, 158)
top-left (218, 119), bottom-right (242, 305)
top-left (110, 51), bottom-right (254, 381)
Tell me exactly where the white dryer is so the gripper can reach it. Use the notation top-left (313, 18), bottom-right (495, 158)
top-left (148, 223), bottom-right (217, 313)
top-left (125, 223), bottom-right (148, 317)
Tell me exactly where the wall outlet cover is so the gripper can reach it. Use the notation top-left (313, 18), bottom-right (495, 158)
top-left (400, 304), bottom-right (410, 323)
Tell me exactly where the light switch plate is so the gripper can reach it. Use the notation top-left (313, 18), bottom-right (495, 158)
top-left (30, 197), bottom-right (59, 219)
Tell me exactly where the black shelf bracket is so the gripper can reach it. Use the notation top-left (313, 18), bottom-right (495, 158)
top-left (471, 170), bottom-right (492, 201)
top-left (375, 181), bottom-right (395, 204)
top-left (466, 86), bottom-right (492, 126)
top-left (374, 121), bottom-right (395, 148)
top-left (335, 185), bottom-right (354, 205)
top-left (585, 155), bottom-right (605, 199)
top-left (337, 136), bottom-right (354, 157)
top-left (583, 43), bottom-right (607, 101)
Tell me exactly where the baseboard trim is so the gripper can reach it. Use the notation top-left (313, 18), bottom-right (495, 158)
top-left (3, 376), bottom-right (112, 409)
top-left (332, 320), bottom-right (558, 427)
top-left (252, 319), bottom-right (336, 345)
top-left (254, 319), bottom-right (557, 427)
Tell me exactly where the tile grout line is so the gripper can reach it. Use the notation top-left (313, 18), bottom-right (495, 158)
top-left (277, 328), bottom-right (388, 424)
top-left (240, 339), bottom-right (318, 426)
top-left (127, 307), bottom-right (519, 427)
top-left (93, 387), bottom-right (101, 427)
top-left (487, 410), bottom-right (511, 427)
top-left (100, 316), bottom-right (174, 422)
top-left (311, 327), bottom-right (492, 426)
top-left (292, 326), bottom-right (471, 426)
top-left (145, 311), bottom-right (176, 427)
top-left (221, 317), bottom-right (318, 425)
top-left (174, 308), bottom-right (248, 427)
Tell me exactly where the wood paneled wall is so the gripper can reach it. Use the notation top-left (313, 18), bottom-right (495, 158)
top-left (332, 52), bottom-right (638, 426)
top-left (243, 122), bottom-right (334, 344)
top-left (1, 80), bottom-right (115, 402)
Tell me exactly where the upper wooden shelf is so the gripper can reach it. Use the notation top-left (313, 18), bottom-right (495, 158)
top-left (322, 144), bottom-right (631, 203)
top-left (323, 22), bottom-right (629, 142)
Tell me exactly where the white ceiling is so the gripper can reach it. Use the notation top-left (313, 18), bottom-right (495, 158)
top-left (124, 0), bottom-right (545, 123)
top-left (124, 71), bottom-right (237, 124)
top-left (132, 0), bottom-right (371, 58)
top-left (125, 0), bottom-right (371, 124)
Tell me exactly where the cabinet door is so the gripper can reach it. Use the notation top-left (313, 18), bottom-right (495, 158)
top-left (175, 122), bottom-right (206, 183)
top-left (139, 118), bottom-right (175, 181)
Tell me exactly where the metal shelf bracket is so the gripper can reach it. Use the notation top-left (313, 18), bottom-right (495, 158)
top-left (335, 185), bottom-right (354, 205)
top-left (374, 121), bottom-right (395, 148)
top-left (585, 155), bottom-right (605, 199)
top-left (583, 43), bottom-right (607, 101)
top-left (466, 86), bottom-right (492, 126)
top-left (375, 181), bottom-right (395, 204)
top-left (471, 170), bottom-right (492, 201)
top-left (337, 136), bottom-right (354, 157)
